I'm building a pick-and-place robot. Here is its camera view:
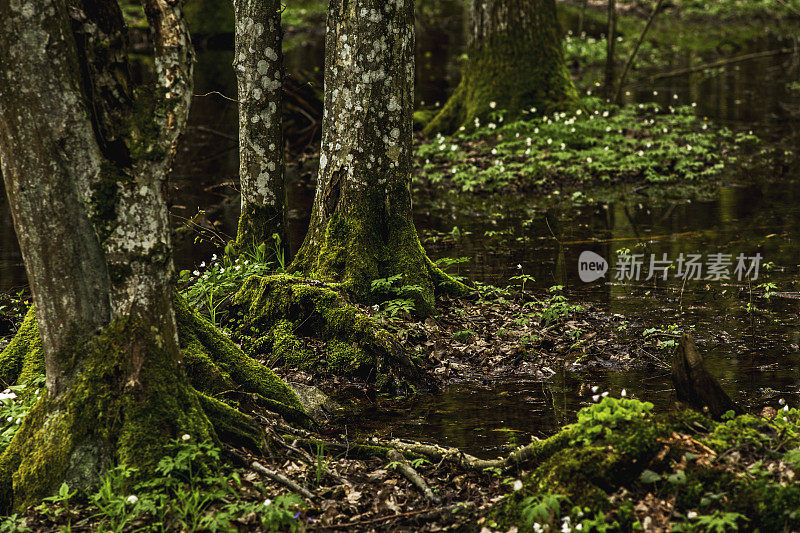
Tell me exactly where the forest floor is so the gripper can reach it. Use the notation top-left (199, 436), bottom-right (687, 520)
top-left (0, 0), bottom-right (798, 531)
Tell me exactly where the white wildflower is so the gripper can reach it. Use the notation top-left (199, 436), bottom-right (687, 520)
top-left (181, 434), bottom-right (191, 441)
top-left (126, 495), bottom-right (139, 505)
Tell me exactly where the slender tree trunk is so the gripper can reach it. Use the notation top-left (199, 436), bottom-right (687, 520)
top-left (0, 0), bottom-right (216, 510)
top-left (605, 0), bottom-right (617, 99)
top-left (290, 0), bottom-right (466, 317)
top-left (424, 0), bottom-right (580, 136)
top-left (233, 0), bottom-right (287, 251)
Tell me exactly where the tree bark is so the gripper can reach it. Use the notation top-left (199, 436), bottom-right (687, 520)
top-left (424, 0), bottom-right (580, 136)
top-left (233, 0), bottom-right (287, 251)
top-left (0, 0), bottom-right (216, 510)
top-left (290, 0), bottom-right (467, 317)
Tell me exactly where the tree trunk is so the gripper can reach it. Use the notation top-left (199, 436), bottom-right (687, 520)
top-left (424, 0), bottom-right (580, 136)
top-left (290, 0), bottom-right (466, 317)
top-left (0, 0), bottom-right (217, 510)
top-left (605, 0), bottom-right (617, 100)
top-left (233, 0), bottom-right (287, 251)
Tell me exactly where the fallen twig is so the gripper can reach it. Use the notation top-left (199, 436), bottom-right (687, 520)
top-left (251, 460), bottom-right (315, 500)
top-left (387, 449), bottom-right (441, 503)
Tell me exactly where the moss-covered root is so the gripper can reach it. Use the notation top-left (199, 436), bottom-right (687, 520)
top-left (0, 299), bottom-right (311, 436)
top-left (230, 275), bottom-right (432, 394)
top-left (173, 295), bottom-right (310, 427)
top-left (0, 307), bottom-right (44, 388)
top-left (0, 316), bottom-right (217, 513)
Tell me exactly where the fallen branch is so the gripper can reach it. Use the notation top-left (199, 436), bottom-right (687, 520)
top-left (646, 48), bottom-right (796, 82)
top-left (387, 449), bottom-right (441, 503)
top-left (251, 461), bottom-right (315, 499)
top-left (613, 0), bottom-right (665, 104)
top-left (325, 502), bottom-right (476, 529)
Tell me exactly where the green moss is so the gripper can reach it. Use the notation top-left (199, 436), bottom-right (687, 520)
top-left (173, 294), bottom-right (310, 426)
top-left (489, 401), bottom-right (800, 531)
top-left (424, 20), bottom-right (580, 136)
top-left (0, 307), bottom-right (43, 388)
top-left (0, 298), bottom-right (310, 511)
top-left (230, 275), bottom-right (427, 393)
top-left (0, 315), bottom-right (216, 512)
top-left (292, 204), bottom-right (470, 318)
top-left (126, 87), bottom-right (166, 162)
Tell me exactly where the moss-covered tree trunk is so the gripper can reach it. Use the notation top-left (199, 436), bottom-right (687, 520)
top-left (423, 0), bottom-right (580, 136)
top-left (233, 0), bottom-right (287, 250)
top-left (0, 0), bottom-right (294, 511)
top-left (291, 0), bottom-right (465, 317)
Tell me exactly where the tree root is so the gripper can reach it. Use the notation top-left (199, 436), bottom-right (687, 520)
top-left (283, 430), bottom-right (573, 473)
top-left (0, 296), bottom-right (313, 457)
top-left (228, 274), bottom-right (433, 394)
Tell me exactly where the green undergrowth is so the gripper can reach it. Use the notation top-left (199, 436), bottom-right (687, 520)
top-left (561, 0), bottom-right (800, 79)
top-left (3, 438), bottom-right (305, 532)
top-left (415, 97), bottom-right (760, 194)
top-left (488, 396), bottom-right (800, 532)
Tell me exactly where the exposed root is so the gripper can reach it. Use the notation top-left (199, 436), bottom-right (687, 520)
top-left (229, 275), bottom-right (432, 394)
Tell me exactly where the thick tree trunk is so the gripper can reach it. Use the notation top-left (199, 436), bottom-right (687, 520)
top-left (424, 0), bottom-right (580, 136)
top-left (290, 0), bottom-right (466, 317)
top-left (233, 0), bottom-right (287, 251)
top-left (0, 0), bottom-right (217, 511)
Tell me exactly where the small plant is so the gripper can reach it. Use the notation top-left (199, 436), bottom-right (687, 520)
top-left (567, 396), bottom-right (654, 446)
top-left (314, 442), bottom-right (331, 488)
top-left (0, 374), bottom-right (45, 454)
top-left (673, 510), bottom-right (748, 532)
top-left (519, 493), bottom-right (569, 528)
top-left (180, 240), bottom-right (287, 327)
top-left (370, 276), bottom-right (421, 321)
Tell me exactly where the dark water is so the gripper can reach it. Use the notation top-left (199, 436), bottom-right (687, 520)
top-left (1, 6), bottom-right (800, 457)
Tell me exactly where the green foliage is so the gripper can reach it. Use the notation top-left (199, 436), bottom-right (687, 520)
top-left (0, 375), bottom-right (45, 453)
top-left (519, 493), bottom-right (568, 527)
top-left (179, 243), bottom-right (286, 328)
top-left (416, 98), bottom-right (755, 194)
top-left (567, 397), bottom-right (654, 446)
top-left (40, 438), bottom-right (305, 532)
top-left (370, 275), bottom-right (421, 322)
top-left (673, 510), bottom-right (749, 532)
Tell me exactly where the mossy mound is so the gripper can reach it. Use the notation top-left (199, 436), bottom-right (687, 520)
top-left (488, 397), bottom-right (800, 531)
top-left (228, 275), bottom-right (429, 394)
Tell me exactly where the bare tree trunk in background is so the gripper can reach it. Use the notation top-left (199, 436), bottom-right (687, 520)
top-left (233, 0), bottom-right (287, 252)
top-left (0, 0), bottom-right (216, 510)
top-left (424, 0), bottom-right (580, 136)
top-left (577, 0), bottom-right (588, 35)
top-left (605, 0), bottom-right (617, 99)
top-left (290, 0), bottom-right (467, 317)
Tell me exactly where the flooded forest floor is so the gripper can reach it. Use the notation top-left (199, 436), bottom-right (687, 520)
top-left (2, 0), bottom-right (800, 531)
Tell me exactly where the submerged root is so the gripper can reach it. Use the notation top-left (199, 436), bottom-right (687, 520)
top-left (228, 275), bottom-right (433, 394)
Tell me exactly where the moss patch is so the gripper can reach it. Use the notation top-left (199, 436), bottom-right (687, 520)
top-left (229, 275), bottom-right (428, 394)
top-left (487, 398), bottom-right (800, 531)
